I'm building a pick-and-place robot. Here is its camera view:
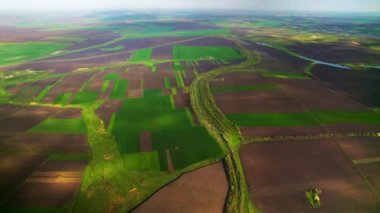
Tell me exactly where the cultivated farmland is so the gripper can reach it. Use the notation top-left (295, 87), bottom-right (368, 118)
top-left (1, 10), bottom-right (380, 213)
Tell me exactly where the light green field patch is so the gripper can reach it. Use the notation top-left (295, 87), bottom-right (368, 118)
top-left (107, 113), bottom-right (116, 132)
top-left (104, 73), bottom-right (120, 80)
top-left (110, 80), bottom-right (128, 99)
top-left (112, 89), bottom-right (223, 170)
top-left (185, 108), bottom-right (195, 127)
top-left (173, 46), bottom-right (242, 61)
top-left (53, 92), bottom-right (72, 106)
top-left (369, 46), bottom-right (380, 52)
top-left (35, 85), bottom-right (54, 102)
top-left (71, 91), bottom-right (99, 104)
top-left (129, 48), bottom-right (152, 62)
top-left (28, 118), bottom-right (87, 134)
top-left (164, 77), bottom-right (171, 89)
top-left (101, 80), bottom-right (110, 93)
top-left (0, 42), bottom-right (68, 67)
top-left (123, 151), bottom-right (160, 171)
top-left (211, 85), bottom-right (278, 93)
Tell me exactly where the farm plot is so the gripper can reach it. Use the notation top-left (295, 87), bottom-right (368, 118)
top-left (240, 139), bottom-right (380, 212)
top-left (313, 65), bottom-right (380, 107)
top-left (210, 72), bottom-right (270, 87)
top-left (0, 154), bottom-right (47, 202)
top-left (0, 106), bottom-right (62, 133)
top-left (111, 89), bottom-right (223, 171)
top-left (152, 45), bottom-right (173, 60)
top-left (245, 42), bottom-right (309, 73)
top-left (338, 137), bottom-right (380, 161)
top-left (173, 46), bottom-right (243, 61)
top-left (28, 118), bottom-right (87, 134)
top-left (0, 133), bottom-right (89, 154)
top-left (3, 160), bottom-right (88, 208)
top-left (0, 42), bottom-right (68, 67)
top-left (133, 162), bottom-right (227, 213)
top-left (227, 111), bottom-right (380, 127)
top-left (129, 48), bottom-right (152, 62)
top-left (42, 72), bottom-right (94, 104)
top-left (278, 79), bottom-right (367, 110)
top-left (287, 43), bottom-right (380, 64)
top-left (213, 90), bottom-right (305, 114)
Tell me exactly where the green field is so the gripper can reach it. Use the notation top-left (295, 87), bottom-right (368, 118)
top-left (109, 80), bottom-right (128, 99)
top-left (35, 85), bottom-right (54, 102)
top-left (111, 89), bottom-right (223, 170)
top-left (71, 91), bottom-right (99, 104)
top-left (0, 42), bottom-right (67, 67)
top-left (123, 151), bottom-right (161, 171)
top-left (28, 118), bottom-right (87, 134)
top-left (53, 92), bottom-right (72, 106)
top-left (227, 111), bottom-right (380, 127)
top-left (173, 46), bottom-right (243, 61)
top-left (129, 48), bottom-right (152, 62)
top-left (211, 85), bottom-right (278, 93)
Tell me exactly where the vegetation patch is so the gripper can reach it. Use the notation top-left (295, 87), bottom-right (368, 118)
top-left (111, 89), bottom-right (223, 170)
top-left (72, 91), bottom-right (99, 104)
top-left (110, 80), bottom-right (128, 99)
top-left (173, 46), bottom-right (242, 61)
top-left (129, 48), bottom-right (153, 62)
top-left (0, 42), bottom-right (68, 67)
top-left (35, 85), bottom-right (54, 102)
top-left (28, 118), bottom-right (87, 134)
top-left (53, 92), bottom-right (72, 106)
top-left (123, 151), bottom-right (161, 171)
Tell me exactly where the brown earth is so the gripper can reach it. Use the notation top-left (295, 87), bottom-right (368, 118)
top-left (0, 117), bottom-right (48, 132)
top-left (96, 100), bottom-right (122, 127)
top-left (0, 104), bottom-right (24, 119)
top-left (52, 108), bottom-right (82, 119)
top-left (140, 131), bottom-right (152, 152)
top-left (3, 182), bottom-right (81, 207)
top-left (240, 139), bottom-right (380, 212)
top-left (133, 162), bottom-right (228, 213)
top-left (0, 154), bottom-right (47, 202)
top-left (357, 162), bottom-right (380, 196)
top-left (245, 42), bottom-right (309, 73)
top-left (213, 90), bottom-right (304, 114)
top-left (288, 43), bottom-right (380, 64)
top-left (0, 133), bottom-right (89, 154)
top-left (210, 72), bottom-right (269, 88)
top-left (240, 125), bottom-right (327, 137)
top-left (152, 45), bottom-right (173, 60)
top-left (43, 72), bottom-right (94, 103)
top-left (338, 137), bottom-right (380, 160)
top-left (174, 94), bottom-right (190, 108)
top-left (278, 79), bottom-right (367, 110)
top-left (313, 65), bottom-right (380, 107)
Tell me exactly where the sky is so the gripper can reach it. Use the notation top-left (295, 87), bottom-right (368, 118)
top-left (0, 0), bottom-right (379, 12)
